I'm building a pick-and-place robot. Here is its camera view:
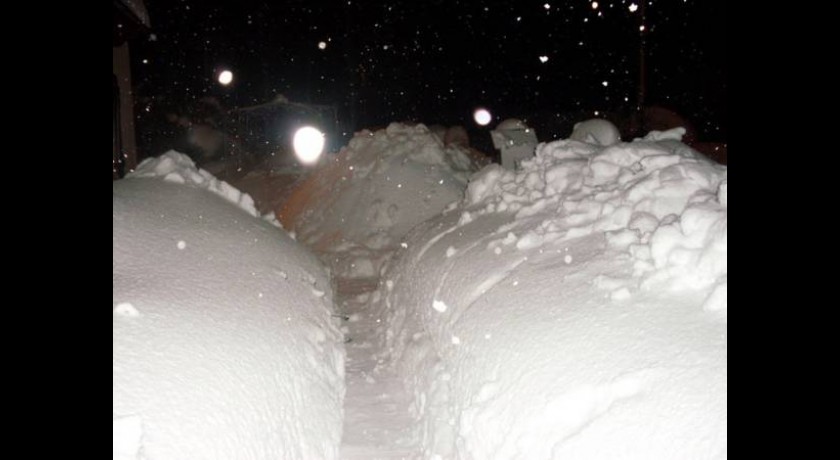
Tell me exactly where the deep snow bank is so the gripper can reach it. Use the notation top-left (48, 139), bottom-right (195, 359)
top-left (282, 123), bottom-right (478, 279)
top-left (380, 129), bottom-right (727, 459)
top-left (113, 152), bottom-right (345, 459)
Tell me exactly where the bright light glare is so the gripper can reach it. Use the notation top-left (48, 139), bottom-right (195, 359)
top-left (293, 126), bottom-right (325, 164)
top-left (473, 108), bottom-right (492, 126)
top-left (218, 70), bottom-right (233, 85)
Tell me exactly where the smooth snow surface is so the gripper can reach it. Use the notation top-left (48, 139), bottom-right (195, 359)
top-left (113, 159), bottom-right (345, 459)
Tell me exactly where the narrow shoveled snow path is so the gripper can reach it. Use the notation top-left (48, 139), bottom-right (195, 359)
top-left (334, 278), bottom-right (417, 460)
top-left (334, 276), bottom-right (417, 459)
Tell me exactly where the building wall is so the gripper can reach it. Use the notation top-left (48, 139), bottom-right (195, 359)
top-left (113, 43), bottom-right (138, 176)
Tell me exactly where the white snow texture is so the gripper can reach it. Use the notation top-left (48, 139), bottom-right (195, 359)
top-left (114, 119), bottom-right (726, 459)
top-left (113, 172), bottom-right (345, 459)
top-left (379, 128), bottom-right (727, 459)
top-left (294, 122), bottom-right (474, 278)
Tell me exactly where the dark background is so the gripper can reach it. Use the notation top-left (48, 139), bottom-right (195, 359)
top-left (129, 0), bottom-right (725, 158)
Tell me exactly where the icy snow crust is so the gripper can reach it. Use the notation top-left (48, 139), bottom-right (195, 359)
top-left (113, 171), bottom-right (345, 458)
top-left (378, 128), bottom-right (727, 458)
top-left (293, 123), bottom-right (475, 279)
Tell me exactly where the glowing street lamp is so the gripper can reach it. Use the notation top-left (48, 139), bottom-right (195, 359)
top-left (293, 126), bottom-right (325, 164)
top-left (218, 70), bottom-right (233, 86)
top-left (473, 108), bottom-right (492, 126)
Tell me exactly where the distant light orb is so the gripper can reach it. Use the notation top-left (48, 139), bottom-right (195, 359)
top-left (218, 70), bottom-right (233, 85)
top-left (473, 108), bottom-right (492, 126)
top-left (318, 41), bottom-right (327, 50)
top-left (293, 126), bottom-right (325, 164)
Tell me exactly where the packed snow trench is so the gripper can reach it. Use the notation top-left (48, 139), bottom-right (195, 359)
top-left (113, 122), bottom-right (726, 459)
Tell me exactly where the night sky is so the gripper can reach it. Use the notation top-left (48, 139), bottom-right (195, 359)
top-left (129, 0), bottom-right (725, 157)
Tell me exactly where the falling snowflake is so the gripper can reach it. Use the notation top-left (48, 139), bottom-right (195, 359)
top-left (433, 300), bottom-right (448, 312)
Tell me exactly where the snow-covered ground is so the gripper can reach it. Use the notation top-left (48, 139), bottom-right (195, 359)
top-left (113, 152), bottom-right (345, 459)
top-left (285, 122), bottom-right (726, 459)
top-left (283, 123), bottom-right (479, 281)
top-left (279, 123), bottom-right (486, 458)
top-left (376, 127), bottom-right (727, 459)
top-left (114, 120), bottom-right (726, 459)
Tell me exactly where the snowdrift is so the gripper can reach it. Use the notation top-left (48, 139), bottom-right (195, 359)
top-left (380, 128), bottom-right (727, 459)
top-left (113, 152), bottom-right (345, 459)
top-left (280, 123), bottom-right (480, 279)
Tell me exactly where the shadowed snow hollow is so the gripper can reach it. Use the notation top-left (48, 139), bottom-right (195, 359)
top-left (380, 129), bottom-right (727, 459)
top-left (113, 152), bottom-right (345, 459)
